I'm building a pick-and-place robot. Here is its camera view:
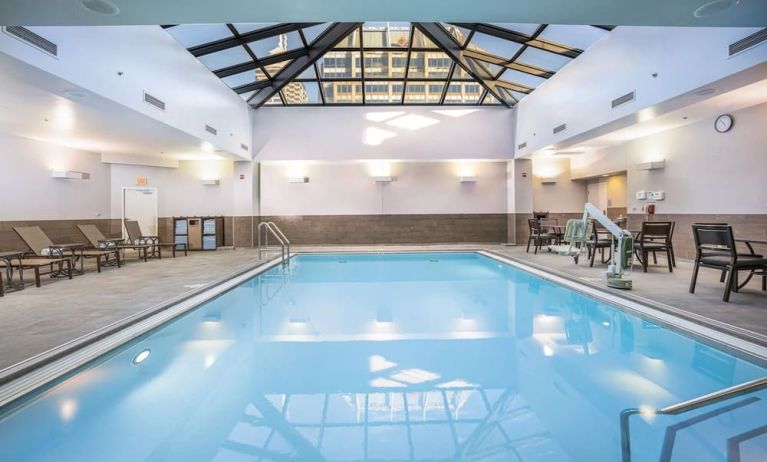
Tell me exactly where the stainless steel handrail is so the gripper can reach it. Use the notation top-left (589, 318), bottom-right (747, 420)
top-left (265, 221), bottom-right (290, 258)
top-left (620, 376), bottom-right (767, 462)
top-left (257, 222), bottom-right (290, 265)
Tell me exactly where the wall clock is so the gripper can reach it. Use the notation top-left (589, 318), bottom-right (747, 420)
top-left (715, 114), bottom-right (733, 133)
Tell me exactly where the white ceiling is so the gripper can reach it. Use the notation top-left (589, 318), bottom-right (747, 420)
top-left (534, 63), bottom-right (767, 158)
top-left (0, 0), bottom-right (764, 27)
top-left (0, 54), bottom-right (234, 161)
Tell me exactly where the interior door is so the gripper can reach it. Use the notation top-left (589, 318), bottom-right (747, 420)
top-left (587, 181), bottom-right (608, 214)
top-left (123, 187), bottom-right (158, 238)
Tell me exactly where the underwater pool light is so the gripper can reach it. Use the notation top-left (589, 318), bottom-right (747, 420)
top-left (132, 349), bottom-right (151, 365)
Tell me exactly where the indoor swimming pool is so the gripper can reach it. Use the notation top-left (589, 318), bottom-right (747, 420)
top-left (0, 252), bottom-right (765, 461)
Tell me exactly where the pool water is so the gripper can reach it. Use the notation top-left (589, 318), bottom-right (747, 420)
top-left (1, 252), bottom-right (766, 461)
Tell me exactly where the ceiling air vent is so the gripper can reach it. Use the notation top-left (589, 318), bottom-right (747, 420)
top-left (3, 26), bottom-right (57, 56)
top-left (553, 123), bottom-right (567, 135)
top-left (205, 124), bottom-right (218, 135)
top-left (517, 142), bottom-right (527, 150)
top-left (240, 143), bottom-right (249, 152)
top-left (612, 90), bottom-right (635, 109)
top-left (143, 92), bottom-right (166, 111)
top-left (729, 28), bottom-right (767, 57)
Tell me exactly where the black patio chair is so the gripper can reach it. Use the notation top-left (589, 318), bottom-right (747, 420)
top-left (634, 221), bottom-right (673, 272)
top-left (689, 224), bottom-right (767, 302)
top-left (527, 218), bottom-right (555, 254)
top-left (585, 221), bottom-right (613, 267)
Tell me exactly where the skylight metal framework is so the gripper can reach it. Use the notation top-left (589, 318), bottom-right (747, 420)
top-left (164, 22), bottom-right (612, 108)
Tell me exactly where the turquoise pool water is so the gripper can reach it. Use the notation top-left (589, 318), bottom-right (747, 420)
top-left (1, 252), bottom-right (766, 461)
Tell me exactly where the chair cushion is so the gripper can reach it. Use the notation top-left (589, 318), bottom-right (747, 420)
top-left (634, 242), bottom-right (667, 250)
top-left (703, 250), bottom-right (763, 258)
top-left (700, 255), bottom-right (767, 267)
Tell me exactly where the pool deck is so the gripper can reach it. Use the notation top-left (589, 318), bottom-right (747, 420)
top-left (0, 244), bottom-right (765, 372)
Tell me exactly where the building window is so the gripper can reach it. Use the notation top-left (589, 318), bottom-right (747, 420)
top-left (392, 57), bottom-right (407, 68)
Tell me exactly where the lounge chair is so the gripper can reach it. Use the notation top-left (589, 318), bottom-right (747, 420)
top-left (77, 224), bottom-right (150, 262)
top-left (14, 226), bottom-right (120, 273)
top-left (0, 256), bottom-right (73, 287)
top-left (690, 224), bottom-right (767, 302)
top-left (124, 220), bottom-right (187, 258)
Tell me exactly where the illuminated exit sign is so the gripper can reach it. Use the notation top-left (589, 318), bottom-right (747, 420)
top-left (135, 177), bottom-right (148, 186)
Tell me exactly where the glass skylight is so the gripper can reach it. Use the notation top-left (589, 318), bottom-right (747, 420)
top-left (488, 23), bottom-right (541, 36)
top-left (166, 24), bottom-right (232, 48)
top-left (517, 47), bottom-right (573, 72)
top-left (248, 31), bottom-right (303, 58)
top-left (233, 23), bottom-right (278, 34)
top-left (163, 22), bottom-right (611, 107)
top-left (467, 32), bottom-right (524, 60)
top-left (538, 24), bottom-right (608, 50)
top-left (197, 46), bottom-right (250, 71)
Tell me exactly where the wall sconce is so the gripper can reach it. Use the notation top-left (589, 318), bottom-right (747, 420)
top-left (51, 170), bottom-right (90, 180)
top-left (541, 177), bottom-right (557, 185)
top-left (458, 175), bottom-right (478, 183)
top-left (636, 160), bottom-right (665, 171)
top-left (201, 179), bottom-right (220, 185)
top-left (288, 176), bottom-right (309, 183)
top-left (374, 176), bottom-right (394, 183)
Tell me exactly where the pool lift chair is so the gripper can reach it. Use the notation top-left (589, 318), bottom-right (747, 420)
top-left (549, 203), bottom-right (634, 290)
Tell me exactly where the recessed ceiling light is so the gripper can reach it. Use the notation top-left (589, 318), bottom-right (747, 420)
top-left (80, 0), bottom-right (120, 16)
top-left (693, 0), bottom-right (739, 18)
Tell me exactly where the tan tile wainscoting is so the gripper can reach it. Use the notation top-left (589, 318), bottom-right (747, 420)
top-left (3, 214), bottom-right (764, 257)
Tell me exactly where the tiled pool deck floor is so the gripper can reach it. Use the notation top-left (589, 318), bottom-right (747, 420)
top-left (0, 244), bottom-right (765, 372)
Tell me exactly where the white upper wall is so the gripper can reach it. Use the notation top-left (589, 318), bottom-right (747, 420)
top-left (516, 26), bottom-right (767, 156)
top-left (623, 101), bottom-right (767, 214)
top-left (252, 107), bottom-right (514, 161)
top-left (109, 160), bottom-right (235, 219)
top-left (260, 161), bottom-right (508, 216)
top-left (0, 25), bottom-right (252, 159)
top-left (537, 100), bottom-right (767, 214)
top-left (530, 157), bottom-right (587, 213)
top-left (0, 132), bottom-right (109, 220)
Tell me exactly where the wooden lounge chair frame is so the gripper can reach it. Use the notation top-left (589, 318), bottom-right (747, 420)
top-left (14, 226), bottom-right (121, 274)
top-left (77, 224), bottom-right (150, 263)
top-left (1, 257), bottom-right (73, 287)
top-left (124, 220), bottom-right (187, 258)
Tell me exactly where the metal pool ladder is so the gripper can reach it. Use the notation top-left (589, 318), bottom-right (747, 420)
top-left (258, 222), bottom-right (290, 265)
top-left (619, 376), bottom-right (767, 462)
